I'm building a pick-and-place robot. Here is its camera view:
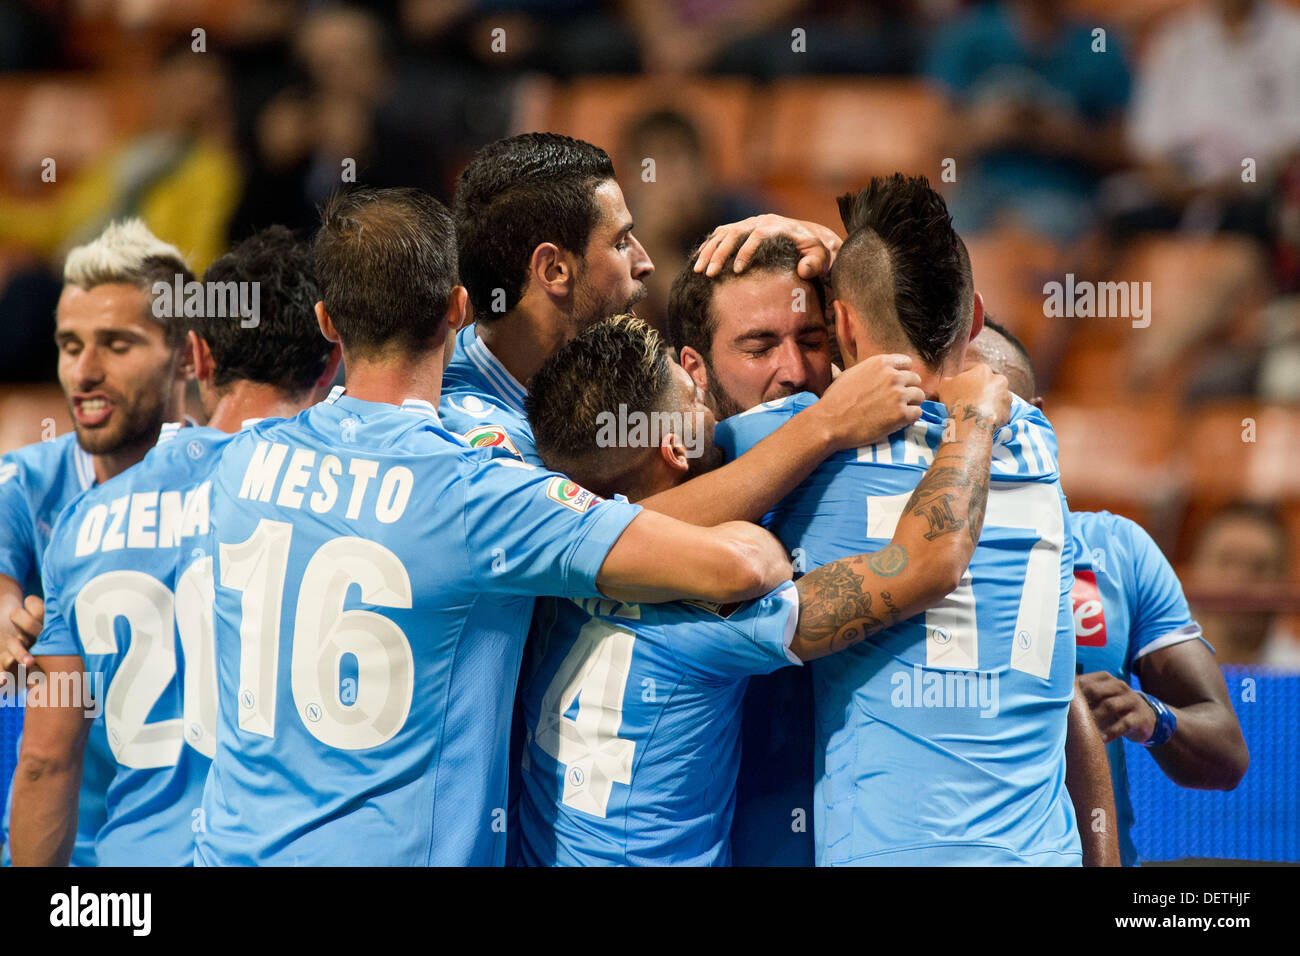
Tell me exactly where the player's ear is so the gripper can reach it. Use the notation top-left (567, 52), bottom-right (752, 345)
top-left (969, 291), bottom-right (985, 341)
top-left (678, 346), bottom-right (709, 393)
top-left (530, 243), bottom-right (572, 300)
top-left (833, 300), bottom-right (858, 366)
top-left (187, 330), bottom-right (214, 384)
top-left (315, 301), bottom-right (340, 343)
top-left (445, 286), bottom-right (469, 333)
top-left (174, 329), bottom-right (198, 382)
top-left (659, 430), bottom-right (690, 476)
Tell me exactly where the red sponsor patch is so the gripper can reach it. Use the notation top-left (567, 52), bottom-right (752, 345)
top-left (1072, 570), bottom-right (1107, 647)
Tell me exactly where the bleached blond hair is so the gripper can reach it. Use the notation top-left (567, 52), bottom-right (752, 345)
top-left (61, 218), bottom-right (194, 346)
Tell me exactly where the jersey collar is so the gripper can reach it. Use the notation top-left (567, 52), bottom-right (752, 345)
top-left (464, 329), bottom-right (527, 414)
top-left (324, 385), bottom-right (443, 425)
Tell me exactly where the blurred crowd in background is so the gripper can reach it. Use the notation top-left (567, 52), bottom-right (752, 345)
top-left (0, 0), bottom-right (1298, 665)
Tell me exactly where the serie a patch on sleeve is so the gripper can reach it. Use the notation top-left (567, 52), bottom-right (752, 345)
top-left (463, 423), bottom-right (522, 459)
top-left (546, 477), bottom-right (603, 513)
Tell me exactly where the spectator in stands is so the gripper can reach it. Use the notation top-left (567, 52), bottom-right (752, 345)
top-left (1112, 0), bottom-right (1300, 245)
top-left (1186, 502), bottom-right (1300, 670)
top-left (0, 43), bottom-right (240, 272)
top-left (924, 0), bottom-right (1131, 243)
top-left (616, 109), bottom-right (762, 333)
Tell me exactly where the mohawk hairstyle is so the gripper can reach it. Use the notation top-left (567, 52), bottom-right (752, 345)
top-left (833, 174), bottom-right (972, 368)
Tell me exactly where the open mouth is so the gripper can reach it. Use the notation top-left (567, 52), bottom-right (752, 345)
top-left (72, 395), bottom-right (115, 427)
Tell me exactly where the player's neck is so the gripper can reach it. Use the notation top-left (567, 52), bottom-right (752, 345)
top-left (340, 351), bottom-right (446, 409)
top-left (90, 440), bottom-right (153, 485)
top-left (476, 306), bottom-right (570, 388)
top-left (206, 381), bottom-right (310, 434)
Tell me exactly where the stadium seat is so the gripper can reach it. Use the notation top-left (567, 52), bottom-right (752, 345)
top-left (1050, 399), bottom-right (1183, 536)
top-left (758, 78), bottom-right (949, 186)
top-left (545, 76), bottom-right (758, 186)
top-left (966, 229), bottom-right (1063, 356)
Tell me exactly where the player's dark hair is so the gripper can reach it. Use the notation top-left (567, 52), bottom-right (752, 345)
top-left (453, 132), bottom-right (616, 319)
top-left (313, 186), bottom-right (458, 358)
top-left (833, 174), bottom-right (973, 368)
top-left (667, 234), bottom-right (826, 359)
top-left (197, 226), bottom-right (332, 395)
top-left (980, 315), bottom-right (1038, 397)
top-left (527, 314), bottom-right (674, 499)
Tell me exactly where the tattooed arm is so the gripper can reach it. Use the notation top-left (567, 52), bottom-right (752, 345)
top-left (789, 364), bottom-right (1010, 661)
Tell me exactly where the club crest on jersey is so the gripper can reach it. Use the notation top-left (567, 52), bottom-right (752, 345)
top-left (546, 477), bottom-right (600, 513)
top-left (1072, 570), bottom-right (1107, 646)
top-left (464, 424), bottom-right (520, 458)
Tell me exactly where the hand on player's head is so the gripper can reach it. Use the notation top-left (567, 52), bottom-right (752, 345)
top-left (694, 214), bottom-right (841, 280)
top-left (936, 362), bottom-right (1012, 431)
top-left (816, 353), bottom-right (924, 452)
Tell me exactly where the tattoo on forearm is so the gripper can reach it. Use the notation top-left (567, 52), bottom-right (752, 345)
top-left (951, 403), bottom-right (998, 435)
top-left (910, 491), bottom-right (966, 540)
top-left (866, 543), bottom-right (907, 577)
top-left (796, 560), bottom-right (888, 653)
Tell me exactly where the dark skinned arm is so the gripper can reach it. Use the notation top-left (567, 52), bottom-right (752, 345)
top-left (1065, 681), bottom-right (1120, 866)
top-left (1080, 639), bottom-right (1248, 791)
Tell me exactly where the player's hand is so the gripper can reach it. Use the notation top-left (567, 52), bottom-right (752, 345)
top-left (2, 595), bottom-right (43, 674)
top-left (693, 214), bottom-right (842, 280)
top-left (814, 353), bottom-right (925, 451)
top-left (1078, 671), bottom-right (1159, 744)
top-left (936, 362), bottom-right (1012, 432)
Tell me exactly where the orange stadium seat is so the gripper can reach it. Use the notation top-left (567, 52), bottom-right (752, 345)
top-left (0, 384), bottom-right (73, 457)
top-left (758, 78), bottom-right (949, 186)
top-left (1185, 402), bottom-right (1300, 504)
top-left (966, 229), bottom-right (1063, 356)
top-left (1049, 399), bottom-right (1182, 535)
top-left (544, 76), bottom-right (758, 186)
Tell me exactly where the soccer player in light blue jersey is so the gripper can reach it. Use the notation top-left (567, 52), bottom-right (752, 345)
top-left (0, 219), bottom-right (196, 867)
top-left (11, 227), bottom-right (339, 866)
top-left (714, 175), bottom-right (1094, 865)
top-left (518, 315), bottom-right (1012, 865)
top-left (194, 187), bottom-right (795, 867)
top-left (968, 318), bottom-right (1249, 866)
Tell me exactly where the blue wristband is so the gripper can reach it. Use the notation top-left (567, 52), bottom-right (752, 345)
top-left (1138, 691), bottom-right (1177, 747)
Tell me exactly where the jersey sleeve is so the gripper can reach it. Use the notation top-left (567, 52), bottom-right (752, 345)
top-left (712, 395), bottom-right (808, 463)
top-left (662, 582), bottom-right (800, 681)
top-left (0, 455), bottom-right (38, 586)
top-left (460, 457), bottom-right (641, 599)
top-left (1118, 517), bottom-right (1203, 666)
top-left (29, 513), bottom-right (79, 658)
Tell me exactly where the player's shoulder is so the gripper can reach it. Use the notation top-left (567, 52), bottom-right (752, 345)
top-left (0, 432), bottom-right (86, 492)
top-left (715, 392), bottom-right (814, 455)
top-left (990, 396), bottom-right (1062, 482)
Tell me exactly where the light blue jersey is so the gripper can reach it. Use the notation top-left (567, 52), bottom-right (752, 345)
top-left (519, 585), bottom-right (800, 866)
top-left (1070, 510), bottom-right (1206, 866)
top-left (440, 323), bottom-right (540, 464)
top-left (0, 433), bottom-right (112, 867)
top-left (33, 422), bottom-right (226, 866)
top-left (718, 393), bottom-right (1080, 866)
top-left (195, 387), bottom-right (640, 866)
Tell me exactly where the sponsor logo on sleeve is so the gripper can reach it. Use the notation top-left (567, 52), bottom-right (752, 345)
top-left (546, 477), bottom-right (602, 513)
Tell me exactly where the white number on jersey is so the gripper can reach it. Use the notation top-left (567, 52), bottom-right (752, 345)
top-left (534, 619), bottom-right (637, 817)
top-left (220, 519), bottom-right (415, 750)
top-left (867, 481), bottom-right (1065, 678)
top-left (75, 565), bottom-right (218, 768)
